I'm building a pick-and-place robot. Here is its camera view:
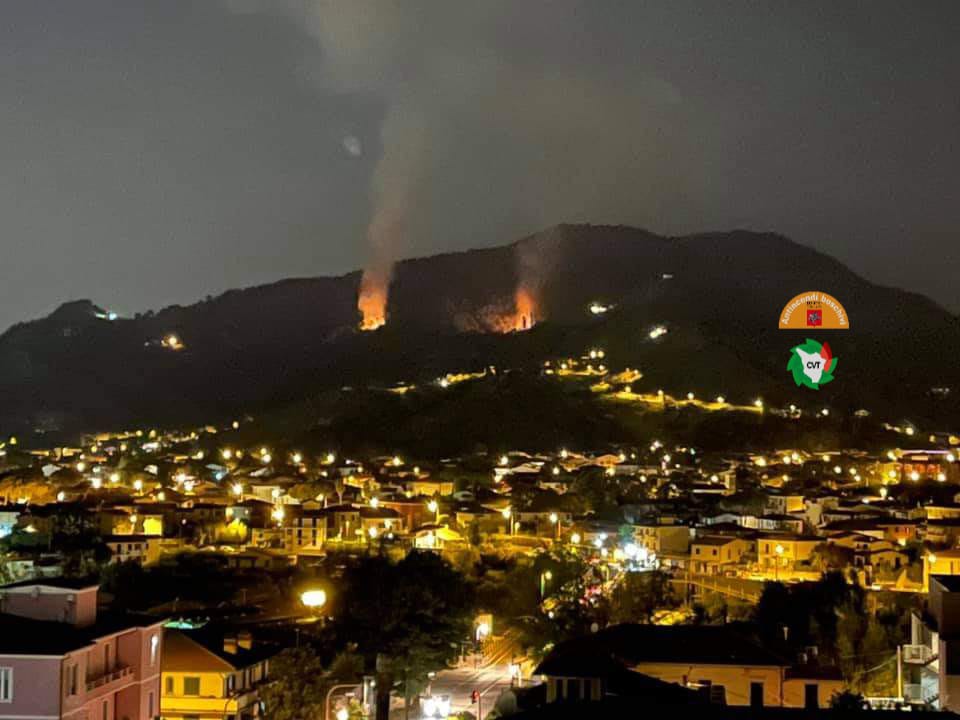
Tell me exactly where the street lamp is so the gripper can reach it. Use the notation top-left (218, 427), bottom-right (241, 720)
top-left (301, 589), bottom-right (327, 610)
top-left (549, 512), bottom-right (560, 540)
top-left (427, 499), bottom-right (439, 523)
top-left (774, 544), bottom-right (785, 582)
top-left (501, 507), bottom-right (513, 535)
top-left (540, 570), bottom-right (553, 599)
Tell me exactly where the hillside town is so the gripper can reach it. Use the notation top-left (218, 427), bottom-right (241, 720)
top-left (2, 390), bottom-right (960, 718)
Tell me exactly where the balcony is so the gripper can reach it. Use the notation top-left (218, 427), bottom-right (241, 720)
top-left (902, 644), bottom-right (936, 665)
top-left (86, 665), bottom-right (134, 693)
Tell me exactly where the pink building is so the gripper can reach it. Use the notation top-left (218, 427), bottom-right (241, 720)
top-left (0, 577), bottom-right (164, 720)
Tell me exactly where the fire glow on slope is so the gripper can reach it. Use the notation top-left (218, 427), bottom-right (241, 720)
top-left (358, 270), bottom-right (387, 331)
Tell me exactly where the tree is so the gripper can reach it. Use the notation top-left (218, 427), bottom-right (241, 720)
top-left (610, 570), bottom-right (673, 624)
top-left (260, 646), bottom-right (328, 720)
top-left (333, 552), bottom-right (475, 707)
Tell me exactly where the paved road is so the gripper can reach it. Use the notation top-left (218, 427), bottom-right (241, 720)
top-left (426, 664), bottom-right (517, 719)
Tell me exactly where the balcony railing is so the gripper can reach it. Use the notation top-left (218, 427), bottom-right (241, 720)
top-left (86, 665), bottom-right (133, 692)
top-left (902, 644), bottom-right (936, 665)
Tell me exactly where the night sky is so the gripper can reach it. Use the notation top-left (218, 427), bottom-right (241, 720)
top-left (3, 1), bottom-right (958, 331)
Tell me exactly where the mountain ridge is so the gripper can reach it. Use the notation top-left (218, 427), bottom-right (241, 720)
top-left (2, 224), bottom-right (958, 438)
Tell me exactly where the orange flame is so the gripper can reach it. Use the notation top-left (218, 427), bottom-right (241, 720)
top-left (358, 270), bottom-right (387, 331)
top-left (512, 287), bottom-right (537, 332)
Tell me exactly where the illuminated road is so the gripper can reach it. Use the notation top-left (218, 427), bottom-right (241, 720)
top-left (424, 664), bottom-right (517, 719)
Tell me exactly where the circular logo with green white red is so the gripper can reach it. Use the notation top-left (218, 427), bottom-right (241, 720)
top-left (787, 338), bottom-right (837, 390)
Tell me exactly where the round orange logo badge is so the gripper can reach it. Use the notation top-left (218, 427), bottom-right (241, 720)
top-left (778, 291), bottom-right (849, 330)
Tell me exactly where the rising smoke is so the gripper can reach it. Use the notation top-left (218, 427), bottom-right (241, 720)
top-left (226, 1), bottom-right (704, 327)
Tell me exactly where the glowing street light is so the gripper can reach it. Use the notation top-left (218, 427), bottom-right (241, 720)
top-left (501, 507), bottom-right (514, 535)
top-left (232, 483), bottom-right (243, 497)
top-left (570, 532), bottom-right (581, 545)
top-left (301, 589), bottom-right (327, 609)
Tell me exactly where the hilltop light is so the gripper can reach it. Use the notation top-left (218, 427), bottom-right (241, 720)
top-left (232, 483), bottom-right (243, 496)
top-left (110, 472), bottom-right (120, 483)
top-left (222, 448), bottom-right (233, 460)
top-left (716, 396), bottom-right (725, 404)
top-left (687, 392), bottom-right (695, 401)
top-left (326, 452), bottom-right (336, 464)
top-left (560, 448), bottom-right (569, 459)
top-left (571, 532), bottom-right (581, 545)
top-left (292, 452), bottom-right (303, 464)
top-left (834, 466), bottom-right (843, 475)
top-left (552, 466), bottom-right (560, 476)
top-left (261, 453), bottom-right (272, 464)
top-left (938, 472), bottom-right (947, 482)
top-left (76, 462), bottom-right (86, 473)
top-left (56, 491), bottom-right (66, 502)
top-left (910, 471), bottom-right (920, 482)
top-left (905, 426), bottom-right (915, 436)
top-left (501, 507), bottom-right (512, 519)
top-left (133, 479), bottom-right (143, 492)
top-left (888, 470), bottom-right (898, 479)
top-left (370, 497), bottom-right (380, 508)
top-left (499, 455), bottom-right (509, 467)
top-left (754, 398), bottom-right (764, 408)
top-left (948, 453), bottom-right (957, 463)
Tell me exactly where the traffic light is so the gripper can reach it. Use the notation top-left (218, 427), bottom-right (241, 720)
top-left (471, 690), bottom-right (480, 704)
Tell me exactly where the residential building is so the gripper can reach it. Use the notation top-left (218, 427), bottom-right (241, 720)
top-left (103, 534), bottom-right (162, 565)
top-left (902, 575), bottom-right (960, 710)
top-left (690, 536), bottom-right (753, 575)
top-left (0, 578), bottom-right (164, 720)
top-left (536, 625), bottom-right (843, 709)
top-left (161, 627), bottom-right (275, 720)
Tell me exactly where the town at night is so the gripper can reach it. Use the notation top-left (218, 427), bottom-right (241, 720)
top-left (2, 2), bottom-right (960, 719)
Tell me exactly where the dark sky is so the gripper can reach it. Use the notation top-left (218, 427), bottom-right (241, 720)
top-left (3, 1), bottom-right (958, 331)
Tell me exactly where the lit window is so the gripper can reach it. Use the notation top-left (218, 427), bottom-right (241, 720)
top-left (184, 677), bottom-right (201, 696)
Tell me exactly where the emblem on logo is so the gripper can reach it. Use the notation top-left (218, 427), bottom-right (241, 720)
top-left (787, 339), bottom-right (838, 390)
top-left (779, 291), bottom-right (849, 330)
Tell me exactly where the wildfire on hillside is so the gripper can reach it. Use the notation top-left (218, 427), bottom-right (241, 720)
top-left (511, 287), bottom-right (537, 332)
top-left (358, 270), bottom-right (388, 331)
top-left (453, 287), bottom-right (541, 334)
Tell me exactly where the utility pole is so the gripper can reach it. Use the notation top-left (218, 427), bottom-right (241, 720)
top-left (375, 654), bottom-right (392, 720)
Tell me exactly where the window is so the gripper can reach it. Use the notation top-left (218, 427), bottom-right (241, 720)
top-left (150, 634), bottom-right (160, 665)
top-left (750, 682), bottom-right (764, 708)
top-left (102, 700), bottom-right (109, 720)
top-left (69, 664), bottom-right (79, 695)
top-left (709, 685), bottom-right (726, 705)
top-left (804, 683), bottom-right (819, 709)
top-left (0, 667), bottom-right (12, 702)
top-left (183, 676), bottom-right (201, 696)
top-left (148, 691), bottom-right (154, 718)
top-left (165, 676), bottom-right (174, 694)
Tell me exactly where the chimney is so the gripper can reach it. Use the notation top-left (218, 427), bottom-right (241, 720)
top-left (238, 630), bottom-right (253, 650)
top-left (223, 636), bottom-right (238, 654)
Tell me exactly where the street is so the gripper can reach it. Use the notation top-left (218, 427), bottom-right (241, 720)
top-left (424, 664), bottom-right (517, 718)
